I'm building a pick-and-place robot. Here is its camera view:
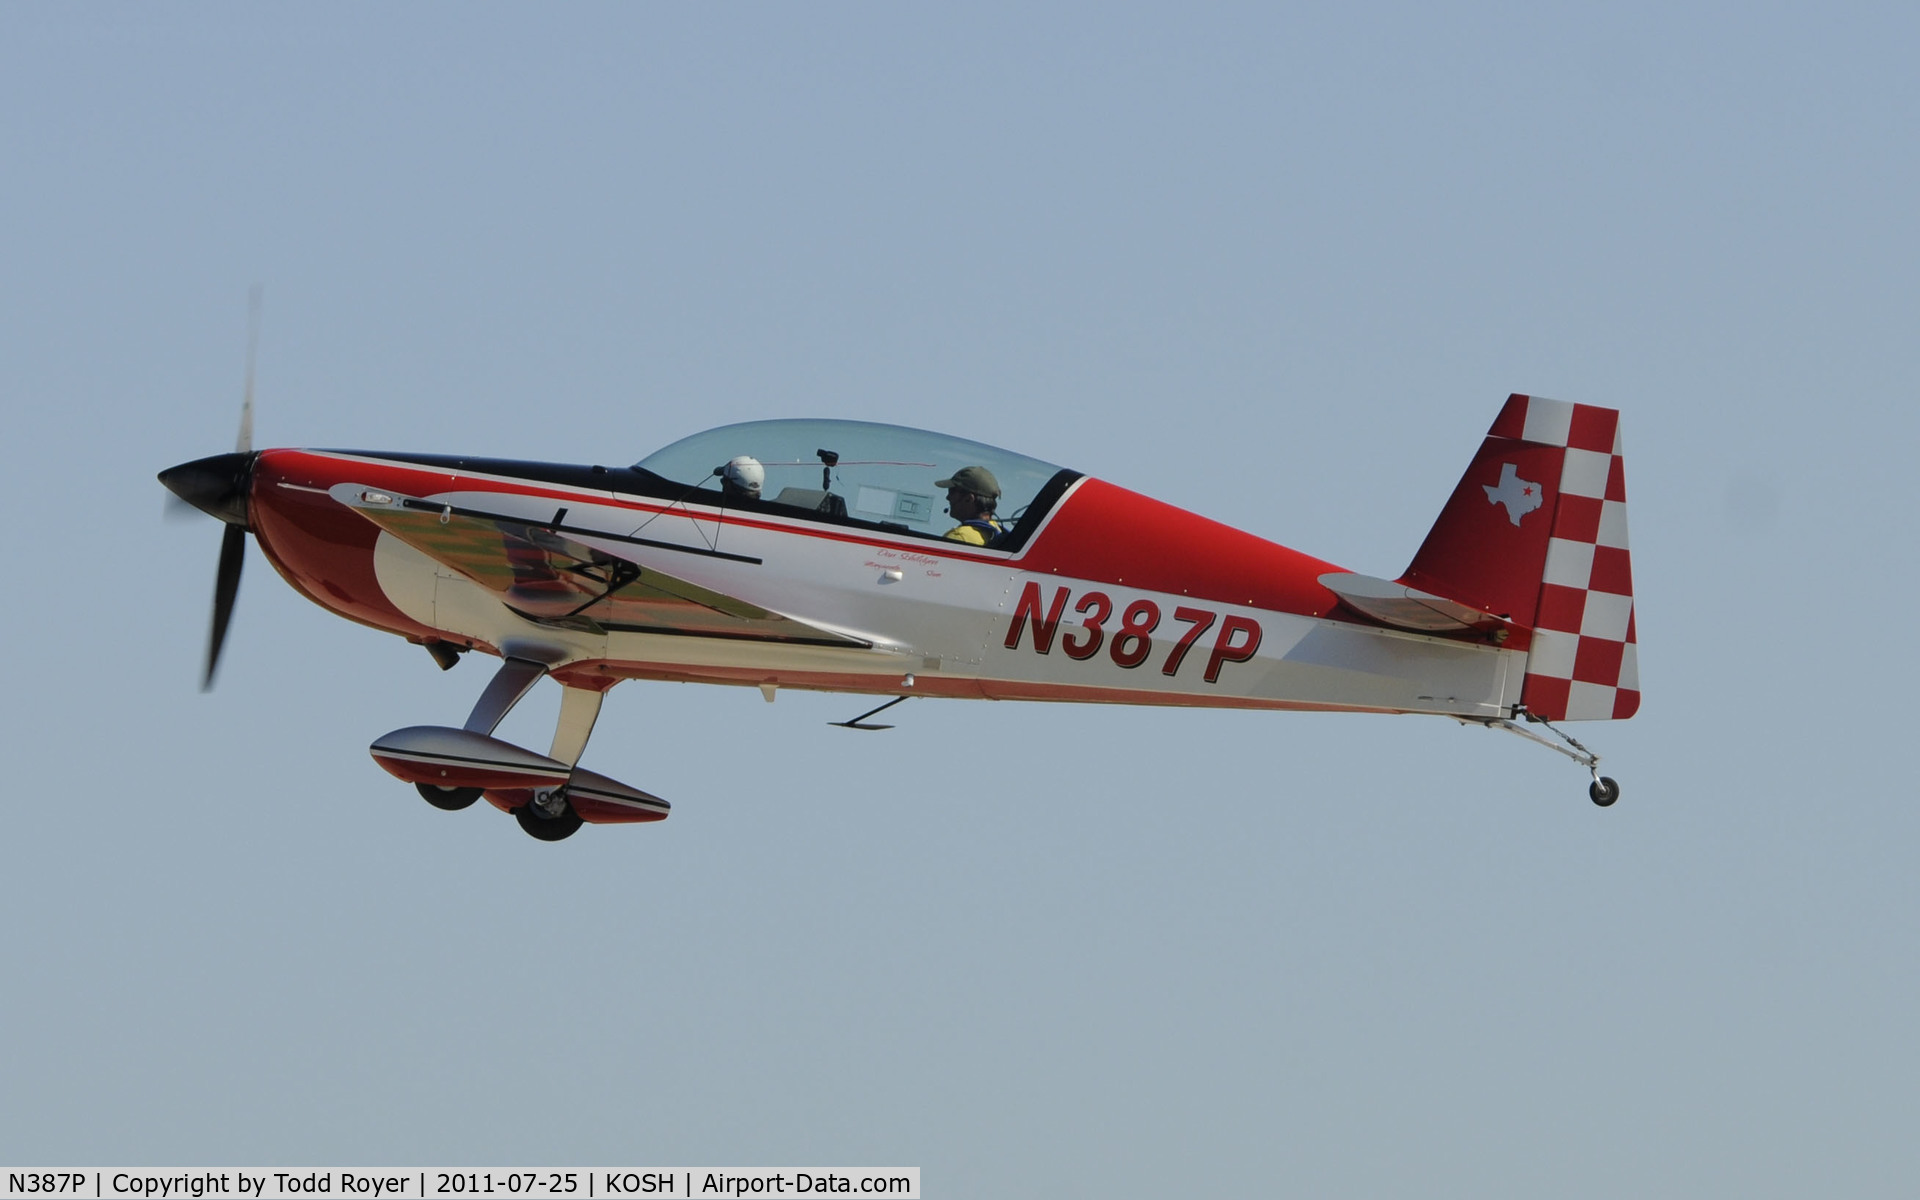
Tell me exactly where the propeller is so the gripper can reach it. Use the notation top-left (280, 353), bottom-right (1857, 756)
top-left (160, 290), bottom-right (262, 690)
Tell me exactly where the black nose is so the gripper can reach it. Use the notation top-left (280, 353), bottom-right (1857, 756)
top-left (159, 451), bottom-right (256, 528)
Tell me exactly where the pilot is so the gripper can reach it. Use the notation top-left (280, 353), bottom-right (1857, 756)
top-left (937, 466), bottom-right (1006, 545)
top-left (718, 455), bottom-right (764, 501)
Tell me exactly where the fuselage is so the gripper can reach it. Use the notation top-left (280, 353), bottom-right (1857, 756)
top-left (244, 442), bottom-right (1527, 720)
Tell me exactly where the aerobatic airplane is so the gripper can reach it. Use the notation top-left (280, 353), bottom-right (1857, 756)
top-left (162, 392), bottom-right (1639, 840)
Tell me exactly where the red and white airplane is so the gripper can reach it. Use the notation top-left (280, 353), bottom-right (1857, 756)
top-left (162, 392), bottom-right (1639, 840)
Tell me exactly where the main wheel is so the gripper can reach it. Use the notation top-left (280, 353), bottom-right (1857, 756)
top-left (1589, 776), bottom-right (1621, 807)
top-left (417, 782), bottom-right (483, 811)
top-left (515, 799), bottom-right (584, 841)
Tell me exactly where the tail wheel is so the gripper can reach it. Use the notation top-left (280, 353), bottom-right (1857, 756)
top-left (1589, 776), bottom-right (1621, 807)
top-left (416, 782), bottom-right (483, 811)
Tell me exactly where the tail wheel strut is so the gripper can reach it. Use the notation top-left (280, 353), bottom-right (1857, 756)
top-left (1458, 712), bottom-right (1624, 807)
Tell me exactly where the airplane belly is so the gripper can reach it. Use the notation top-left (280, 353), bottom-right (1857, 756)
top-left (1259, 622), bottom-right (1521, 717)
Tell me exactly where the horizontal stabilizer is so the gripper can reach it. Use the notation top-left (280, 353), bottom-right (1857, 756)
top-left (1320, 572), bottom-right (1514, 636)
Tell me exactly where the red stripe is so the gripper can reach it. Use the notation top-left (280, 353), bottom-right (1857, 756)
top-left (569, 797), bottom-right (670, 825)
top-left (278, 450), bottom-right (1030, 565)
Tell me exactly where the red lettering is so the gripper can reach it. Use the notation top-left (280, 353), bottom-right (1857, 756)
top-left (1204, 615), bottom-right (1263, 683)
top-left (1061, 592), bottom-right (1111, 660)
top-left (1110, 599), bottom-right (1160, 669)
top-left (1162, 606), bottom-right (1217, 676)
top-left (1004, 581), bottom-right (1070, 653)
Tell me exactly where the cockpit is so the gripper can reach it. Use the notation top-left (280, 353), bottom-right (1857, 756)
top-left (630, 419), bottom-right (1079, 551)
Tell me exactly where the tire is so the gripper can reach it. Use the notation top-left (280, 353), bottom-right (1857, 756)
top-left (417, 782), bottom-right (483, 811)
top-left (515, 801), bottom-right (584, 841)
top-left (1589, 776), bottom-right (1621, 807)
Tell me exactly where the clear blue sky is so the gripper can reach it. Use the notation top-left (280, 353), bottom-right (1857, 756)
top-left (3, 4), bottom-right (1915, 1194)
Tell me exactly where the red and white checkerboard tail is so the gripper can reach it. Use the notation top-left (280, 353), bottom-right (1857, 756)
top-left (1399, 394), bottom-right (1639, 722)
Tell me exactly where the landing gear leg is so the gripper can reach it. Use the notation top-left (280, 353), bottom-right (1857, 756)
top-left (547, 685), bottom-right (605, 768)
top-left (463, 656), bottom-right (547, 735)
top-left (1458, 711), bottom-right (1623, 807)
top-left (511, 683), bottom-right (606, 842)
top-left (409, 656), bottom-right (548, 813)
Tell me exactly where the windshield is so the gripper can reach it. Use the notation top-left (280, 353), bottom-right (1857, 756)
top-left (634, 419), bottom-right (1071, 543)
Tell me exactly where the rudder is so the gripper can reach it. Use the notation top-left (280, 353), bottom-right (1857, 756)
top-left (1400, 394), bottom-right (1639, 721)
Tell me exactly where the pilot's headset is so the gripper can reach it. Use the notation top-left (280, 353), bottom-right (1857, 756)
top-left (719, 455), bottom-right (765, 498)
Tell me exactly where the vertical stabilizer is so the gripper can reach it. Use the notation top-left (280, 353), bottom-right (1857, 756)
top-left (1401, 394), bottom-right (1639, 721)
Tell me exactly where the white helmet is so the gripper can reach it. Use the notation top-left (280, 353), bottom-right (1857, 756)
top-left (722, 455), bottom-right (764, 497)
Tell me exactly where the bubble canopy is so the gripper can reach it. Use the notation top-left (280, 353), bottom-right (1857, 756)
top-left (633, 419), bottom-right (1076, 545)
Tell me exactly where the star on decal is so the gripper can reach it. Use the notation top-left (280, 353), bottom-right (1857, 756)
top-left (1483, 462), bottom-right (1544, 526)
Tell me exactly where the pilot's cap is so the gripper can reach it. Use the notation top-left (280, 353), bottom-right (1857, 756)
top-left (935, 465), bottom-right (1000, 500)
top-left (722, 455), bottom-right (764, 496)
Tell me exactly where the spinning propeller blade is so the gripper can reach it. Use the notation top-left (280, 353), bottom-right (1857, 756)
top-left (236, 285), bottom-right (258, 454)
top-left (160, 290), bottom-right (263, 690)
top-left (163, 490), bottom-right (201, 521)
top-left (206, 524), bottom-right (246, 690)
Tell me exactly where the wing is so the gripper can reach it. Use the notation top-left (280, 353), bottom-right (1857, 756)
top-left (333, 483), bottom-right (868, 646)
